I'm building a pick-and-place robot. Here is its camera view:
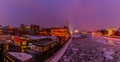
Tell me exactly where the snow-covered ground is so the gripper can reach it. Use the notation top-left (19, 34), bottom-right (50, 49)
top-left (59, 36), bottom-right (120, 62)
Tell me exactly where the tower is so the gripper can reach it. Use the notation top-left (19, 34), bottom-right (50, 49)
top-left (66, 20), bottom-right (69, 29)
top-left (65, 20), bottom-right (70, 34)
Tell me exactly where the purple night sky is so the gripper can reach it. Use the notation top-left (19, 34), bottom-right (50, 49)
top-left (0, 0), bottom-right (120, 31)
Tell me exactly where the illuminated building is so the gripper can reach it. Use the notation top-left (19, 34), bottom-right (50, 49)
top-left (98, 29), bottom-right (108, 36)
top-left (0, 29), bottom-right (3, 35)
top-left (50, 26), bottom-right (70, 41)
top-left (39, 21), bottom-right (70, 42)
top-left (39, 28), bottom-right (50, 36)
top-left (12, 36), bottom-right (27, 52)
top-left (106, 28), bottom-right (117, 36)
top-left (39, 30), bottom-right (49, 36)
top-left (38, 26), bottom-right (70, 45)
top-left (92, 31), bottom-right (101, 36)
top-left (39, 27), bottom-right (70, 41)
top-left (18, 24), bottom-right (31, 36)
top-left (0, 29), bottom-right (2, 35)
top-left (26, 36), bottom-right (59, 52)
top-left (50, 21), bottom-right (70, 41)
top-left (19, 24), bottom-right (40, 36)
top-left (0, 25), bottom-right (2, 35)
top-left (2, 26), bottom-right (18, 35)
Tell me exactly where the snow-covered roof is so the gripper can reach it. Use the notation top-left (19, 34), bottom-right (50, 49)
top-left (25, 35), bottom-right (57, 40)
top-left (8, 52), bottom-right (32, 62)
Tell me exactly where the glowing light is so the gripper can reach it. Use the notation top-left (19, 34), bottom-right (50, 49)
top-left (107, 28), bottom-right (117, 36)
top-left (70, 31), bottom-right (73, 34)
top-left (74, 29), bottom-right (79, 33)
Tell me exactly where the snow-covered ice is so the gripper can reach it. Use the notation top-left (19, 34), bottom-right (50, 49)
top-left (59, 36), bottom-right (120, 62)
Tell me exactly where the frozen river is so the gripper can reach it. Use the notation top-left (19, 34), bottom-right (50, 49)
top-left (59, 36), bottom-right (120, 62)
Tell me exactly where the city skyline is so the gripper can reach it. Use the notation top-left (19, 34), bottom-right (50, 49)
top-left (0, 0), bottom-right (120, 31)
top-left (2, 1), bottom-right (120, 62)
